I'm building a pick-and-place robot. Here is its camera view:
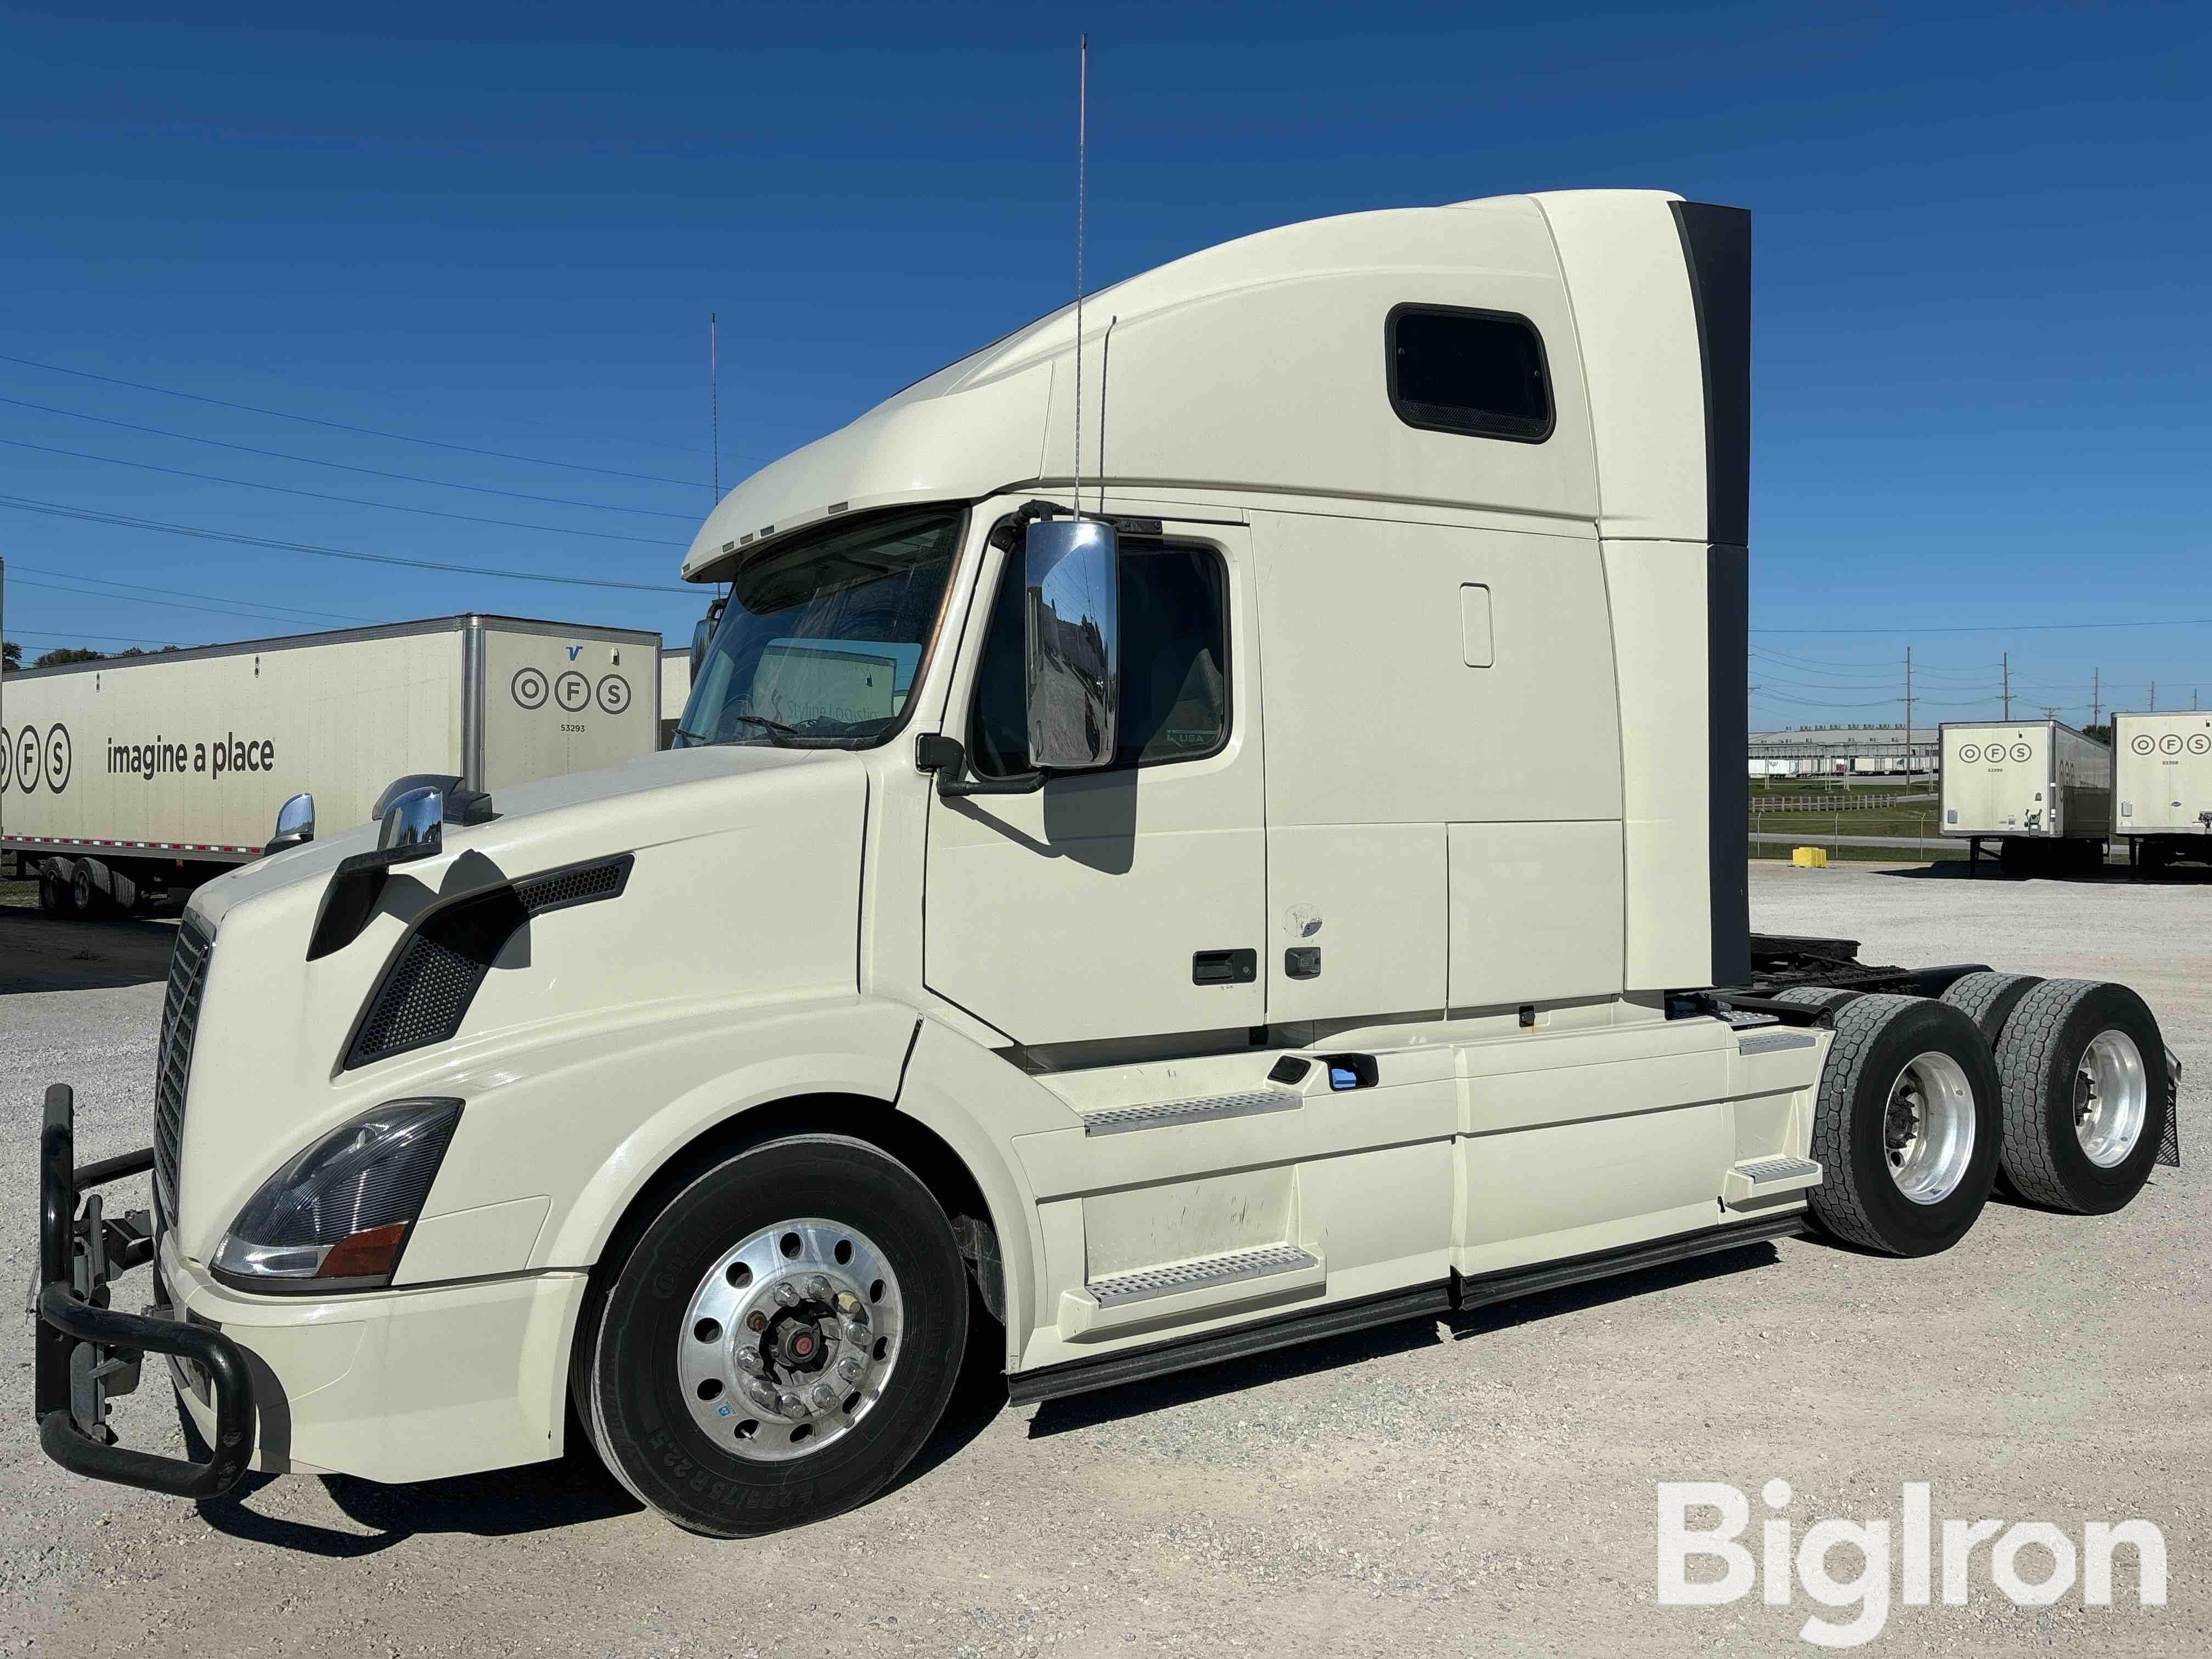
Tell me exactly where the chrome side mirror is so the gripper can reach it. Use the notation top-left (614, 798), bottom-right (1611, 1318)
top-left (375, 786), bottom-right (444, 863)
top-left (267, 792), bottom-right (315, 854)
top-left (1022, 517), bottom-right (1120, 772)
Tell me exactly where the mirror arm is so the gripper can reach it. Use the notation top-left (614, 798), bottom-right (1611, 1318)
top-left (915, 734), bottom-right (1044, 798)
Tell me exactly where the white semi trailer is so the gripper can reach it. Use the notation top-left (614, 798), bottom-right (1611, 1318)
top-left (1938, 717), bottom-right (2112, 873)
top-left (1, 614), bottom-right (661, 915)
top-left (35, 191), bottom-right (2180, 1538)
top-left (2111, 709), bottom-right (2212, 873)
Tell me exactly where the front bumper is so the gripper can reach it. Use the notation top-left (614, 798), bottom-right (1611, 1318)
top-left (33, 1085), bottom-right (255, 1498)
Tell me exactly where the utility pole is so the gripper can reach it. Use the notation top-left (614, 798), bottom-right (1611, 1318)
top-left (2091, 667), bottom-right (2100, 731)
top-left (2151, 681), bottom-right (2157, 712)
top-left (2001, 652), bottom-right (2010, 720)
top-left (1904, 647), bottom-right (1914, 786)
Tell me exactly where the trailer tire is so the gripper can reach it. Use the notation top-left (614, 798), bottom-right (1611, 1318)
top-left (1939, 972), bottom-right (2042, 1048)
top-left (1992, 979), bottom-right (2168, 1215)
top-left (67, 864), bottom-right (99, 917)
top-left (1805, 994), bottom-right (2002, 1256)
top-left (579, 1133), bottom-right (968, 1537)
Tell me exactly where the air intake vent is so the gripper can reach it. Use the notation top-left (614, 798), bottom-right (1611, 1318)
top-left (343, 855), bottom-right (631, 1070)
top-left (153, 911), bottom-right (216, 1227)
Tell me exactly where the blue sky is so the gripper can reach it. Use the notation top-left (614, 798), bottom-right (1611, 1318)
top-left (2, 1), bottom-right (2205, 728)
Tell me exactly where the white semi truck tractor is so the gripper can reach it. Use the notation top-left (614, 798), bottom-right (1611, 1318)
top-left (35, 191), bottom-right (2180, 1536)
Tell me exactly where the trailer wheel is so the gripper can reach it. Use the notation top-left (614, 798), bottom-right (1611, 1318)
top-left (1805, 994), bottom-right (2002, 1256)
top-left (37, 871), bottom-right (65, 915)
top-left (1992, 979), bottom-right (2169, 1214)
top-left (67, 864), bottom-right (99, 917)
top-left (1939, 972), bottom-right (2042, 1048)
top-left (578, 1133), bottom-right (968, 1537)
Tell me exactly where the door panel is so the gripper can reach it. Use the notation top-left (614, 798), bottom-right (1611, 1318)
top-left (924, 526), bottom-right (1264, 1046)
top-left (1447, 820), bottom-right (1624, 1008)
top-left (1266, 823), bottom-right (1446, 1022)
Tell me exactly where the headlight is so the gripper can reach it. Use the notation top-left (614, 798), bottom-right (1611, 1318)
top-left (213, 1098), bottom-right (462, 1291)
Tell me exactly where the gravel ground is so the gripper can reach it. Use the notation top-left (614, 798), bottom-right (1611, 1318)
top-left (3, 866), bottom-right (2207, 1657)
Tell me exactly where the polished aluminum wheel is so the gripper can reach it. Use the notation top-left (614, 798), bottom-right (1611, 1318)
top-left (676, 1217), bottom-right (904, 1463)
top-left (1882, 1051), bottom-right (1977, 1205)
top-left (2074, 1029), bottom-right (2148, 1168)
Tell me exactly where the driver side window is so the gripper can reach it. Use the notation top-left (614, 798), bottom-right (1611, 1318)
top-left (968, 539), bottom-right (1229, 778)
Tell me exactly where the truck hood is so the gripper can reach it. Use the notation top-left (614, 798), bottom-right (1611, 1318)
top-left (167, 740), bottom-right (873, 1256)
top-left (190, 742), bottom-right (838, 930)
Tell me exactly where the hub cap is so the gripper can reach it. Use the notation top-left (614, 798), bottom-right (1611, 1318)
top-left (2074, 1030), bottom-right (2148, 1168)
top-left (1882, 1051), bottom-right (1976, 1205)
top-left (677, 1218), bottom-right (903, 1462)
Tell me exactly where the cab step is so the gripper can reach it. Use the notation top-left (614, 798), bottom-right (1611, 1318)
top-left (1058, 1243), bottom-right (1325, 1339)
top-left (1080, 1089), bottom-right (1299, 1136)
top-left (1722, 1154), bottom-right (1823, 1209)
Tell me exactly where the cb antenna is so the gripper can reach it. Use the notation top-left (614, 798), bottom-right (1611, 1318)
top-left (710, 311), bottom-right (720, 500)
top-left (1073, 32), bottom-right (1086, 520)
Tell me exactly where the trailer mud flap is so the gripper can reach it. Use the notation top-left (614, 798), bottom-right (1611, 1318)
top-left (33, 1084), bottom-right (256, 1499)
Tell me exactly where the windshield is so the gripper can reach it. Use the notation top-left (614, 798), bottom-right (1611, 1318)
top-left (676, 507), bottom-right (966, 750)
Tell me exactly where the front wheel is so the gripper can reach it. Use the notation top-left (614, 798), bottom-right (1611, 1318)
top-left (1805, 994), bottom-right (2003, 1256)
top-left (578, 1133), bottom-right (969, 1537)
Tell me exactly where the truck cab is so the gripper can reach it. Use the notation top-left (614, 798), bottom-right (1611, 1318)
top-left (35, 190), bottom-right (2176, 1536)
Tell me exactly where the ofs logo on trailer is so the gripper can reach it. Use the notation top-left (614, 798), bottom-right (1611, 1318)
top-left (511, 667), bottom-right (549, 709)
top-left (44, 725), bottom-right (72, 793)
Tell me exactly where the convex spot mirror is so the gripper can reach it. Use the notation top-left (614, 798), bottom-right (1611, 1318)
top-left (1022, 517), bottom-right (1120, 772)
top-left (373, 786), bottom-right (443, 866)
top-left (267, 791), bottom-right (315, 854)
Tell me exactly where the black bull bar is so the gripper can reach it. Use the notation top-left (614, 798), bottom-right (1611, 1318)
top-left (34, 1084), bottom-right (255, 1498)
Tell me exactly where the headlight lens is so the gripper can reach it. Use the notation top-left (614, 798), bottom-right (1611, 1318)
top-left (213, 1098), bottom-right (462, 1290)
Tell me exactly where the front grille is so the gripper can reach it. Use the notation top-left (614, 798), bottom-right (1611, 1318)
top-left (153, 911), bottom-right (216, 1227)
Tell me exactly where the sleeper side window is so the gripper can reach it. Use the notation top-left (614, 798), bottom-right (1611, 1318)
top-left (968, 540), bottom-right (1229, 778)
top-left (1386, 304), bottom-right (1554, 443)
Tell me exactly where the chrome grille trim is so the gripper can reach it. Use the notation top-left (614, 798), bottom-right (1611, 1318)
top-left (153, 911), bottom-right (216, 1228)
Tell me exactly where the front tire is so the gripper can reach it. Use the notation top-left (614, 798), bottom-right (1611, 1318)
top-left (580, 1133), bottom-right (969, 1537)
top-left (1805, 994), bottom-right (2002, 1256)
top-left (1993, 979), bottom-right (2169, 1214)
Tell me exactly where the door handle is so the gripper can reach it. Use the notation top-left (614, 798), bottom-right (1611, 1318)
top-left (1191, 949), bottom-right (1257, 986)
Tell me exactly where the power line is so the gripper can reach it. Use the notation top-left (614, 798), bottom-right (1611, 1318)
top-left (7, 562), bottom-right (367, 624)
top-left (0, 436), bottom-right (688, 547)
top-left (5, 628), bottom-right (201, 646)
top-left (8, 574), bottom-right (377, 629)
top-left (0, 493), bottom-right (696, 594)
top-left (0, 351), bottom-right (708, 489)
top-left (0, 393), bottom-right (698, 518)
top-left (1757, 616), bottom-right (2212, 636)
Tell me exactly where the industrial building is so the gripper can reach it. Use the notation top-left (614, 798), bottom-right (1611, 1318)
top-left (1748, 723), bottom-right (1938, 778)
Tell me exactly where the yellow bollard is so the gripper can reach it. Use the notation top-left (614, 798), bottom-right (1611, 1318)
top-left (1791, 846), bottom-right (1829, 868)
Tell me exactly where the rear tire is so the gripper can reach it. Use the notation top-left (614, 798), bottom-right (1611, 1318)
top-left (1992, 979), bottom-right (2169, 1214)
top-left (579, 1133), bottom-right (969, 1537)
top-left (37, 871), bottom-right (64, 915)
top-left (1805, 994), bottom-right (2002, 1256)
top-left (67, 864), bottom-right (98, 917)
top-left (1939, 971), bottom-right (2042, 1048)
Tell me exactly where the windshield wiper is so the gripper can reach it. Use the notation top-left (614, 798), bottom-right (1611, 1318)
top-left (675, 714), bottom-right (799, 747)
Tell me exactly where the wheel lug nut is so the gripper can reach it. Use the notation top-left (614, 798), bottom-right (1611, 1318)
top-left (771, 1281), bottom-right (803, 1308)
top-left (746, 1310), bottom-right (768, 1333)
top-left (778, 1391), bottom-right (809, 1418)
top-left (805, 1274), bottom-right (833, 1301)
top-left (748, 1379), bottom-right (780, 1409)
top-left (735, 1347), bottom-right (765, 1375)
top-left (809, 1383), bottom-right (838, 1412)
top-left (837, 1356), bottom-right (865, 1384)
